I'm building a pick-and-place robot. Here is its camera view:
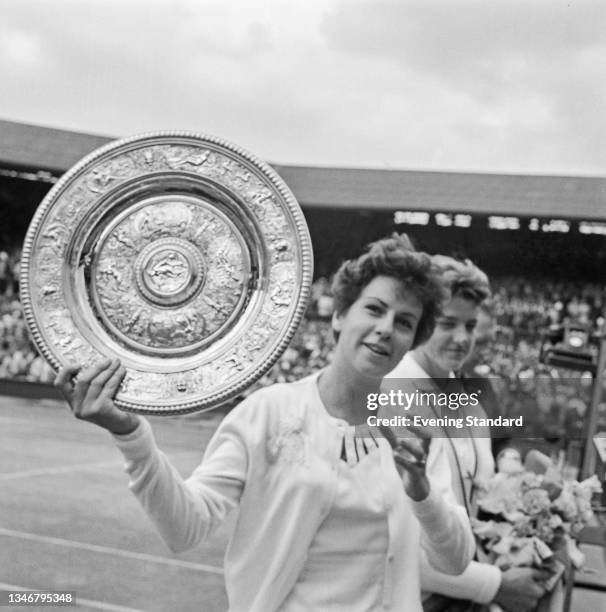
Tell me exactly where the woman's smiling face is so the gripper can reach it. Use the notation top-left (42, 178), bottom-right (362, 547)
top-left (332, 275), bottom-right (423, 380)
top-left (416, 295), bottom-right (479, 377)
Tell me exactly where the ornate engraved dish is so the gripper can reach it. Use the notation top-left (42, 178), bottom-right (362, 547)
top-left (20, 132), bottom-right (313, 414)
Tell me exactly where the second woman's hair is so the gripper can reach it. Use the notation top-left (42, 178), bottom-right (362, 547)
top-left (431, 255), bottom-right (491, 305)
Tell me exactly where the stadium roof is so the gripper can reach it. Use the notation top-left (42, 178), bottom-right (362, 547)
top-left (1, 118), bottom-right (605, 220)
top-left (0, 119), bottom-right (111, 175)
top-left (273, 165), bottom-right (606, 221)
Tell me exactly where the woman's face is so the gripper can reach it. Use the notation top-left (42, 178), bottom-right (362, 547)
top-left (417, 295), bottom-right (479, 376)
top-left (332, 275), bottom-right (423, 379)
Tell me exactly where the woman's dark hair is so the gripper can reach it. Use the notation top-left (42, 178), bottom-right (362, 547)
top-left (431, 255), bottom-right (491, 305)
top-left (330, 233), bottom-right (446, 348)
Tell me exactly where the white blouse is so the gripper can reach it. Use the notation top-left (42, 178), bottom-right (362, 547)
top-left (282, 416), bottom-right (390, 611)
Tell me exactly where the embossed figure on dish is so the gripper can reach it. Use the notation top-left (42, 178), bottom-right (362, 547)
top-left (85, 157), bottom-right (137, 194)
top-left (164, 145), bottom-right (214, 169)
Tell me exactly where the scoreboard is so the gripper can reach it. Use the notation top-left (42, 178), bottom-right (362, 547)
top-left (394, 210), bottom-right (606, 236)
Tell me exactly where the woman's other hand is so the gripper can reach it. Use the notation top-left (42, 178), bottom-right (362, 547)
top-left (493, 566), bottom-right (548, 612)
top-left (379, 424), bottom-right (430, 501)
top-left (55, 359), bottom-right (140, 435)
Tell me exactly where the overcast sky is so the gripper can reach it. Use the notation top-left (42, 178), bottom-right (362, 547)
top-left (1, 0), bottom-right (605, 176)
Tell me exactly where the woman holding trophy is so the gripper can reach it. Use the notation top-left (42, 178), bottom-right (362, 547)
top-left (55, 234), bottom-right (474, 612)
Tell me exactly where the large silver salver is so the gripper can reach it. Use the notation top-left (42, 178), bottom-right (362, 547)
top-left (20, 132), bottom-right (313, 414)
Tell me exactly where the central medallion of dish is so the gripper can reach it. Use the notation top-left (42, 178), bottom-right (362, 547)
top-left (136, 238), bottom-right (205, 306)
top-left (91, 196), bottom-right (250, 354)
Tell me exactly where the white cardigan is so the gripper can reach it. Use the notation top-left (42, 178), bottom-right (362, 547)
top-left (113, 372), bottom-right (474, 612)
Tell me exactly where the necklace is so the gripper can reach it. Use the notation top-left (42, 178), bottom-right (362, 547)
top-left (428, 401), bottom-right (479, 516)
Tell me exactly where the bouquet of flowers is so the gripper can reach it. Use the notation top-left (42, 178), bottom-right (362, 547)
top-left (472, 460), bottom-right (602, 612)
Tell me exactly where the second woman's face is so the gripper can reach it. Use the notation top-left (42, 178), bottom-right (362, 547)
top-left (418, 295), bottom-right (479, 376)
top-left (332, 275), bottom-right (423, 379)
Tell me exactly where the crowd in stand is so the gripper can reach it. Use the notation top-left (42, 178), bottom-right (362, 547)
top-left (490, 277), bottom-right (604, 339)
top-left (0, 248), bottom-right (54, 383)
top-left (1, 245), bottom-right (605, 441)
top-left (0, 295), bottom-right (55, 383)
top-left (472, 277), bottom-right (604, 442)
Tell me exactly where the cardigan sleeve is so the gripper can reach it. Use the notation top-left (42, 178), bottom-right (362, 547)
top-left (421, 557), bottom-right (502, 603)
top-left (417, 435), bottom-right (502, 601)
top-left (112, 397), bottom-right (264, 553)
top-left (411, 438), bottom-right (475, 575)
top-left (411, 487), bottom-right (475, 576)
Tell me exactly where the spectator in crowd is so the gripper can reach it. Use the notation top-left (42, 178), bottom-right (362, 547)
top-left (11, 251), bottom-right (21, 296)
top-left (0, 251), bottom-right (9, 295)
top-left (27, 354), bottom-right (55, 383)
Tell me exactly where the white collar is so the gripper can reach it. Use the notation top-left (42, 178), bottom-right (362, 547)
top-left (384, 351), bottom-right (431, 379)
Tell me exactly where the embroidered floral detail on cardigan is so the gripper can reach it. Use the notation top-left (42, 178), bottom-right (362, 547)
top-left (267, 410), bottom-right (308, 466)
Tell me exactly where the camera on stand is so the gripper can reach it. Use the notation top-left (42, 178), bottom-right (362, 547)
top-left (539, 322), bottom-right (600, 373)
